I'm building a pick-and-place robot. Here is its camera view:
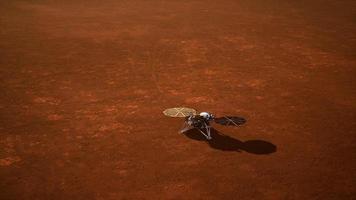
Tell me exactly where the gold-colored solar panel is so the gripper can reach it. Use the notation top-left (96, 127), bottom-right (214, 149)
top-left (163, 107), bottom-right (197, 117)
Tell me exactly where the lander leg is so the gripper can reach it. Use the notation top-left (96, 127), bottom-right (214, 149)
top-left (179, 121), bottom-right (194, 133)
top-left (198, 122), bottom-right (212, 140)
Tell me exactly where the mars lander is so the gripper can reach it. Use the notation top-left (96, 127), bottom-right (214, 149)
top-left (163, 107), bottom-right (246, 140)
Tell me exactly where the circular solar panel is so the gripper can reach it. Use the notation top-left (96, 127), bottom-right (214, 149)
top-left (163, 107), bottom-right (197, 117)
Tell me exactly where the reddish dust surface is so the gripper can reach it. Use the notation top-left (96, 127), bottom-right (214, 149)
top-left (1, 0), bottom-right (355, 199)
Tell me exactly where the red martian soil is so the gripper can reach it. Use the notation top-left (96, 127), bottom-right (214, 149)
top-left (1, 0), bottom-right (355, 199)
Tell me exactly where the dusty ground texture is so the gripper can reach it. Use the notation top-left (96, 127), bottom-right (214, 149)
top-left (1, 0), bottom-right (355, 199)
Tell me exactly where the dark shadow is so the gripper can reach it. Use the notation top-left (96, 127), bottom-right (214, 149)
top-left (184, 128), bottom-right (276, 154)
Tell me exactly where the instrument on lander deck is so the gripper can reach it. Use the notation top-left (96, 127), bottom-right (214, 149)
top-left (163, 107), bottom-right (246, 140)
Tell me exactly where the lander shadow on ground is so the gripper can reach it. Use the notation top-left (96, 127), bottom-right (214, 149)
top-left (184, 128), bottom-right (276, 154)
